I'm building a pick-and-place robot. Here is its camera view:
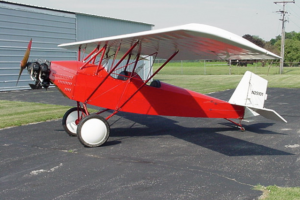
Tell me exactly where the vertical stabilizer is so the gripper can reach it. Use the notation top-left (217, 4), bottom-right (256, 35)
top-left (229, 71), bottom-right (267, 109)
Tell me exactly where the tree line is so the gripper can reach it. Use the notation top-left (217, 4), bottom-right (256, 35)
top-left (243, 31), bottom-right (300, 65)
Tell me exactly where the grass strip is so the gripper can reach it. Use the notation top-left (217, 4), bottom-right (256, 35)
top-left (0, 100), bottom-right (71, 129)
top-left (255, 185), bottom-right (300, 200)
top-left (153, 61), bottom-right (300, 75)
top-left (155, 74), bottom-right (300, 94)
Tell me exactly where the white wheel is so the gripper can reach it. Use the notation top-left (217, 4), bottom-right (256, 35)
top-left (62, 107), bottom-right (86, 136)
top-left (77, 114), bottom-right (110, 147)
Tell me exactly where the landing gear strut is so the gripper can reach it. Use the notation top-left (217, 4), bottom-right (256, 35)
top-left (62, 107), bottom-right (86, 136)
top-left (62, 103), bottom-right (111, 147)
top-left (225, 118), bottom-right (245, 131)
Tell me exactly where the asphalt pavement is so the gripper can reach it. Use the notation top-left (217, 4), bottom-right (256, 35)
top-left (0, 87), bottom-right (299, 200)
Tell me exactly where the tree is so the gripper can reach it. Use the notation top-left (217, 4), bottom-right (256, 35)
top-left (265, 41), bottom-right (280, 56)
top-left (275, 39), bottom-right (300, 66)
top-left (242, 31), bottom-right (300, 64)
top-left (242, 34), bottom-right (265, 48)
top-left (268, 31), bottom-right (300, 65)
top-left (269, 35), bottom-right (281, 45)
top-left (292, 32), bottom-right (300, 41)
top-left (270, 38), bottom-right (277, 45)
top-left (284, 39), bottom-right (300, 64)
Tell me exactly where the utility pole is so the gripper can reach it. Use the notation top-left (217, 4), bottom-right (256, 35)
top-left (274, 0), bottom-right (295, 74)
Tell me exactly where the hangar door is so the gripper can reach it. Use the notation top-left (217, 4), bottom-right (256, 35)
top-left (0, 3), bottom-right (76, 91)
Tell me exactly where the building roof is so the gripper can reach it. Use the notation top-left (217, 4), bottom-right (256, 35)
top-left (0, 0), bottom-right (154, 27)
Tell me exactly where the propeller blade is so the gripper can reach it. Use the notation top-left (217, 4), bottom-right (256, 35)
top-left (16, 68), bottom-right (24, 86)
top-left (17, 39), bottom-right (32, 86)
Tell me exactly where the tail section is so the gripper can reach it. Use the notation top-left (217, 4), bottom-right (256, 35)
top-left (229, 71), bottom-right (287, 123)
top-left (229, 71), bottom-right (268, 109)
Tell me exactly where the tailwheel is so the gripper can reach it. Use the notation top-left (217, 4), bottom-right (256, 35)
top-left (239, 126), bottom-right (246, 132)
top-left (77, 114), bottom-right (110, 147)
top-left (62, 107), bottom-right (86, 137)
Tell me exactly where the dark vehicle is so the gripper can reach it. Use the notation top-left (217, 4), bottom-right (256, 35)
top-left (228, 59), bottom-right (255, 67)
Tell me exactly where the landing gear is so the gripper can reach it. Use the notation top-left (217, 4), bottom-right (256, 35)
top-left (62, 104), bottom-right (112, 147)
top-left (225, 118), bottom-right (246, 131)
top-left (77, 114), bottom-right (110, 148)
top-left (239, 126), bottom-right (246, 132)
top-left (62, 107), bottom-right (86, 136)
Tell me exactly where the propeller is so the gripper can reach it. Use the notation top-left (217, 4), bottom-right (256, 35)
top-left (17, 39), bottom-right (32, 86)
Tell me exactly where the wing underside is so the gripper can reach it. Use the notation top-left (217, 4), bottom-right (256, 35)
top-left (59, 23), bottom-right (280, 61)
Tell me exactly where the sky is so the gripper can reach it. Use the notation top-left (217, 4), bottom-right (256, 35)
top-left (9, 0), bottom-right (300, 41)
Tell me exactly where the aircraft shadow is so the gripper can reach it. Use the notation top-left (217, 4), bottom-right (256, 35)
top-left (109, 112), bottom-right (292, 156)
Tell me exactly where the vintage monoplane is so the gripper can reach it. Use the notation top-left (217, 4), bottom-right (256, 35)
top-left (17, 23), bottom-right (286, 147)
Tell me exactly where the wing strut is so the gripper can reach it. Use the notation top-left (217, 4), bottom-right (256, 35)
top-left (83, 45), bottom-right (100, 62)
top-left (80, 45), bottom-right (107, 70)
top-left (84, 40), bottom-right (140, 104)
top-left (96, 44), bottom-right (108, 75)
top-left (124, 53), bottom-right (132, 72)
top-left (106, 50), bottom-right (179, 120)
top-left (130, 42), bottom-right (142, 79)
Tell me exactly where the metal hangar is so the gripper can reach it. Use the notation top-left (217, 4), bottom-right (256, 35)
top-left (0, 1), bottom-right (153, 91)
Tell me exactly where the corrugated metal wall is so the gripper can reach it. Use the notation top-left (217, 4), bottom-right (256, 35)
top-left (76, 14), bottom-right (152, 40)
top-left (0, 2), bottom-right (77, 91)
top-left (0, 2), bottom-right (152, 91)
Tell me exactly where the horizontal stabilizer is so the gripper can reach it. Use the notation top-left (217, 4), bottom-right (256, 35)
top-left (248, 107), bottom-right (287, 123)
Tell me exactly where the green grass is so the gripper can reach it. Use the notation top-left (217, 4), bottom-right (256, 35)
top-left (0, 100), bottom-right (71, 129)
top-left (155, 74), bottom-right (300, 94)
top-left (154, 61), bottom-right (300, 75)
top-left (255, 185), bottom-right (300, 200)
top-left (0, 100), bottom-right (100, 129)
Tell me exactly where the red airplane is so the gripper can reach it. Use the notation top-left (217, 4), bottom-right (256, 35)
top-left (17, 24), bottom-right (286, 147)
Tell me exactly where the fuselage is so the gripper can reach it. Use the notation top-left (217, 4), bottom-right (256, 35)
top-left (50, 61), bottom-right (245, 119)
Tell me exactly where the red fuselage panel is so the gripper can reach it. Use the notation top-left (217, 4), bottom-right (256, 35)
top-left (50, 61), bottom-right (244, 119)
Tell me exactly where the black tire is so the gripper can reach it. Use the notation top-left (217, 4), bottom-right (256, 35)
top-left (62, 107), bottom-right (86, 137)
top-left (77, 114), bottom-right (110, 148)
